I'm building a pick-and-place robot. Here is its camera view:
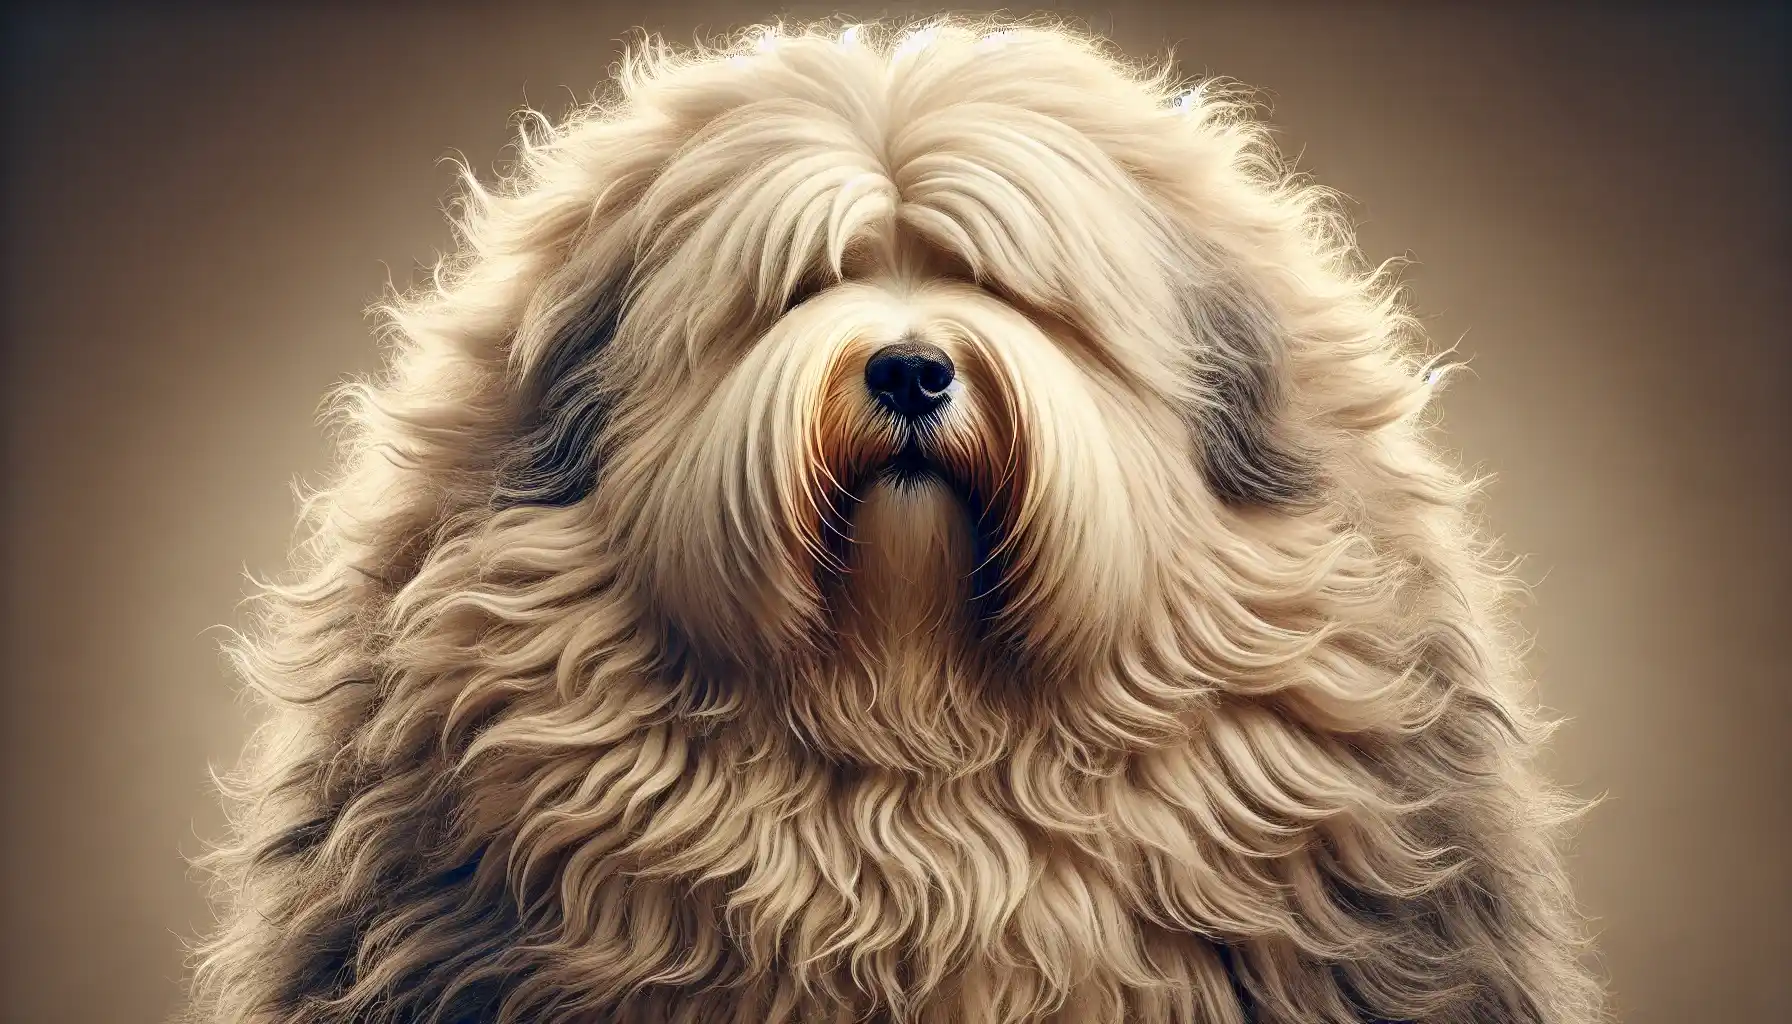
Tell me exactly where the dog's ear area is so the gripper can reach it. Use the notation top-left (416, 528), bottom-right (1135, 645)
top-left (491, 287), bottom-right (627, 510)
top-left (1182, 282), bottom-right (1324, 511)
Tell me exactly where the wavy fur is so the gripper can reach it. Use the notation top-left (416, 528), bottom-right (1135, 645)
top-left (184, 16), bottom-right (1605, 1024)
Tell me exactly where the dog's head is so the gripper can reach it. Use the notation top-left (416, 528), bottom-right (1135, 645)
top-left (350, 20), bottom-right (1446, 771)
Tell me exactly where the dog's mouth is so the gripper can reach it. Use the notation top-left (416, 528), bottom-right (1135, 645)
top-left (879, 437), bottom-right (944, 488)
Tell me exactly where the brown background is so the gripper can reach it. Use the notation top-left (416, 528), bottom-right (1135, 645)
top-left (2, 2), bottom-right (1786, 1022)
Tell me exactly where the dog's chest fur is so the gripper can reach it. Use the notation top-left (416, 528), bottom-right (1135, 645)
top-left (682, 483), bottom-right (1231, 1018)
top-left (629, 743), bottom-right (1236, 1023)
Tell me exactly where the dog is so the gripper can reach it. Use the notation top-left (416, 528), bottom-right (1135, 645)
top-left (184, 17), bottom-right (1606, 1024)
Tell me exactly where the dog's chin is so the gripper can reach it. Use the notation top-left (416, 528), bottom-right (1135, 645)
top-left (825, 438), bottom-right (1012, 639)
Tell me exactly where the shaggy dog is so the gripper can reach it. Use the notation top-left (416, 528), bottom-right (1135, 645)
top-left (185, 17), bottom-right (1605, 1024)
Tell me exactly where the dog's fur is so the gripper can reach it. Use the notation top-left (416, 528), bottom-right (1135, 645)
top-left (184, 17), bottom-right (1605, 1024)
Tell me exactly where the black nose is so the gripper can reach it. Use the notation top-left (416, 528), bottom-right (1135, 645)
top-left (864, 341), bottom-right (955, 419)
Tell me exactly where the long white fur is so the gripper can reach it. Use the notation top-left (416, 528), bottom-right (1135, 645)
top-left (184, 16), bottom-right (1605, 1024)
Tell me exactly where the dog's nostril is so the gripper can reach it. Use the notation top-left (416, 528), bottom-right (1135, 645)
top-left (865, 341), bottom-right (956, 418)
top-left (916, 361), bottom-right (952, 395)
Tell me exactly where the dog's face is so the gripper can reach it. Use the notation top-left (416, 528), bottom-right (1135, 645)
top-left (484, 25), bottom-right (1334, 767)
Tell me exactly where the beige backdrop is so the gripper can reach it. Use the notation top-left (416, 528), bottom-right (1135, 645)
top-left (3, 2), bottom-right (1786, 1022)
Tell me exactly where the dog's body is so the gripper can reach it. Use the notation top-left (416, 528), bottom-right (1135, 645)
top-left (185, 19), bottom-right (1604, 1024)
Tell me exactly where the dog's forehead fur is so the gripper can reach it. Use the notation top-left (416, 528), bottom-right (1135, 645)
top-left (622, 29), bottom-right (1191, 346)
top-left (184, 18), bottom-right (1604, 1024)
